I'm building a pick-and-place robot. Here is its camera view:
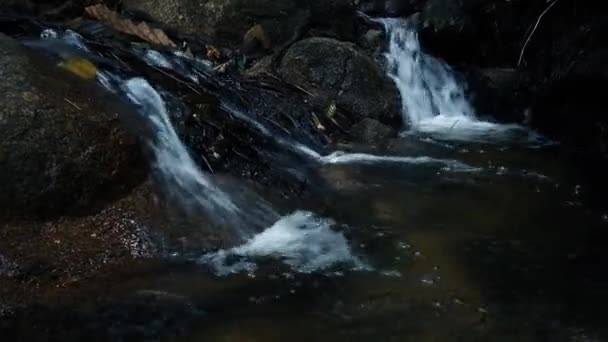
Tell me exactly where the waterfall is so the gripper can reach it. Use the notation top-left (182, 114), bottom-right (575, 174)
top-left (382, 18), bottom-right (475, 127)
top-left (380, 18), bottom-right (543, 143)
top-left (118, 77), bottom-right (279, 236)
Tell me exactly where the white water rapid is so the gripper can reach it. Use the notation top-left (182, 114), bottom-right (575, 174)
top-left (381, 18), bottom-right (543, 143)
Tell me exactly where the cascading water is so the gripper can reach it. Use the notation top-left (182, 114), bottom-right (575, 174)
top-left (220, 102), bottom-right (477, 172)
top-left (382, 18), bottom-right (475, 127)
top-left (114, 77), bottom-right (366, 272)
top-left (381, 18), bottom-right (543, 143)
top-left (122, 78), bottom-right (278, 232)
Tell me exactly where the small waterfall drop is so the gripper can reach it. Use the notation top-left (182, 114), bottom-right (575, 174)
top-left (382, 18), bottom-right (475, 127)
top-left (120, 78), bottom-right (279, 235)
top-left (381, 18), bottom-right (543, 143)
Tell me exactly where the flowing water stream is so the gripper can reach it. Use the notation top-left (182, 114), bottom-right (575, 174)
top-left (5, 23), bottom-right (608, 342)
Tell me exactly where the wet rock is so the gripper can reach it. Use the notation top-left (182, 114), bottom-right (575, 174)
top-left (350, 118), bottom-right (398, 143)
top-left (279, 37), bottom-right (401, 127)
top-left (466, 67), bottom-right (533, 122)
top-left (0, 33), bottom-right (146, 219)
top-left (530, 70), bottom-right (608, 161)
top-left (122, 0), bottom-right (355, 51)
top-left (524, 11), bottom-right (608, 161)
top-left (0, 181), bottom-right (161, 309)
top-left (0, 173), bottom-right (245, 310)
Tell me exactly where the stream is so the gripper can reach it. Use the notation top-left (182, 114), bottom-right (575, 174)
top-left (4, 18), bottom-right (608, 342)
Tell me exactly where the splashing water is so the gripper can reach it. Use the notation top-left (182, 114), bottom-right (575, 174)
top-left (381, 18), bottom-right (544, 143)
top-left (199, 211), bottom-right (370, 275)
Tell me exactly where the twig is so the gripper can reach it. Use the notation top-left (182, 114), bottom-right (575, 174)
top-left (64, 98), bottom-right (82, 110)
top-left (148, 64), bottom-right (201, 94)
top-left (232, 148), bottom-right (254, 162)
top-left (517, 0), bottom-right (559, 67)
top-left (109, 52), bottom-right (131, 70)
top-left (200, 152), bottom-right (214, 174)
top-left (292, 83), bottom-right (316, 96)
top-left (449, 119), bottom-right (460, 131)
top-left (263, 116), bottom-right (291, 135)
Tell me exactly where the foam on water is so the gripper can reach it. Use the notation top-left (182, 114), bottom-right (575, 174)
top-left (141, 49), bottom-right (173, 69)
top-left (40, 29), bottom-right (90, 52)
top-left (292, 145), bottom-right (479, 171)
top-left (138, 49), bottom-right (211, 83)
top-left (381, 18), bottom-right (545, 144)
top-left (220, 103), bottom-right (479, 170)
top-left (199, 211), bottom-right (369, 275)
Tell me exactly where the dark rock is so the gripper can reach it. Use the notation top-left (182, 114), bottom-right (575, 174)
top-left (418, 0), bottom-right (551, 67)
top-left (530, 66), bottom-right (608, 161)
top-left (122, 0), bottom-right (356, 51)
top-left (356, 0), bottom-right (418, 17)
top-left (523, 11), bottom-right (608, 161)
top-left (0, 0), bottom-right (95, 18)
top-left (350, 118), bottom-right (398, 143)
top-left (279, 37), bottom-right (401, 127)
top-left (466, 67), bottom-right (533, 122)
top-left (359, 29), bottom-right (384, 50)
top-left (0, 34), bottom-right (146, 220)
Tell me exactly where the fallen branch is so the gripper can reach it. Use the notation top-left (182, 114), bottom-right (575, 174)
top-left (517, 0), bottom-right (559, 67)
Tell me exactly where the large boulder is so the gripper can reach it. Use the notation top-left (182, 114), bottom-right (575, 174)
top-left (0, 34), bottom-right (146, 219)
top-left (122, 0), bottom-right (356, 50)
top-left (279, 37), bottom-right (402, 127)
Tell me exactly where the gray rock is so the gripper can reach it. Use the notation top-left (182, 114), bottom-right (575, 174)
top-left (280, 37), bottom-right (401, 127)
top-left (0, 34), bottom-right (145, 219)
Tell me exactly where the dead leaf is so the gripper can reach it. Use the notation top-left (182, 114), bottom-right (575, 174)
top-left (206, 45), bottom-right (221, 60)
top-left (85, 4), bottom-right (176, 48)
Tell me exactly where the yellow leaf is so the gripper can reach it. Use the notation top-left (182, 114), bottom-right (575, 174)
top-left (61, 57), bottom-right (98, 80)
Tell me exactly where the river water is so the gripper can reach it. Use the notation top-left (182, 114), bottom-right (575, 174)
top-left (4, 22), bottom-right (608, 342)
